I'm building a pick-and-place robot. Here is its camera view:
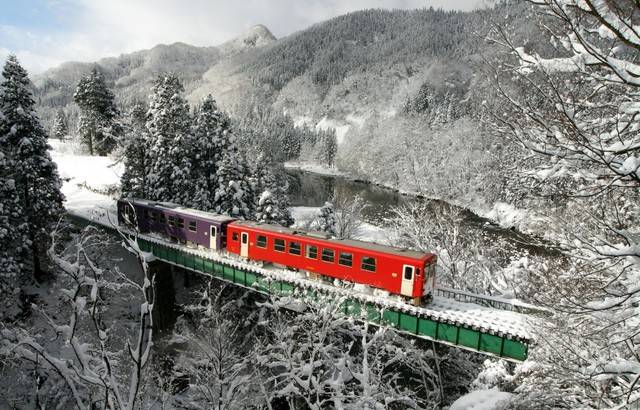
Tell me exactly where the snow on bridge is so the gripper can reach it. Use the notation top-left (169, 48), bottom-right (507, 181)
top-left (53, 144), bottom-right (536, 361)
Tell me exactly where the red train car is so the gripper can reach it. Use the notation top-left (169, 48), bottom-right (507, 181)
top-left (226, 221), bottom-right (437, 304)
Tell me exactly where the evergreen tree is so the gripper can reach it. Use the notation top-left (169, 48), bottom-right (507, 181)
top-left (315, 201), bottom-right (337, 236)
top-left (252, 163), bottom-right (293, 226)
top-left (73, 66), bottom-right (121, 156)
top-left (317, 129), bottom-right (337, 166)
top-left (0, 126), bottom-right (23, 288)
top-left (0, 55), bottom-right (64, 277)
top-left (213, 152), bottom-right (254, 219)
top-left (233, 100), bottom-right (303, 163)
top-left (51, 110), bottom-right (67, 140)
top-left (120, 100), bottom-right (148, 198)
top-left (145, 75), bottom-right (195, 204)
top-left (191, 95), bottom-right (233, 211)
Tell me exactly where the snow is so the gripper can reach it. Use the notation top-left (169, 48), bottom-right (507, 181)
top-left (293, 115), bottom-right (314, 128)
top-left (345, 113), bottom-right (367, 129)
top-left (290, 206), bottom-right (389, 244)
top-left (316, 116), bottom-right (350, 144)
top-left (482, 202), bottom-right (552, 236)
top-left (290, 206), bottom-right (321, 226)
top-left (51, 149), bottom-right (122, 192)
top-left (49, 144), bottom-right (534, 347)
top-left (449, 389), bottom-right (512, 410)
top-left (620, 156), bottom-right (640, 175)
top-left (258, 190), bottom-right (272, 206)
top-left (284, 161), bottom-right (345, 177)
top-left (50, 142), bottom-right (120, 222)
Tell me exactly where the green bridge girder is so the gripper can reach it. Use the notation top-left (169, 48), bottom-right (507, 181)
top-left (136, 237), bottom-right (530, 361)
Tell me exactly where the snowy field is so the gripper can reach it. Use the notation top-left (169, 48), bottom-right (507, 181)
top-left (49, 139), bottom-right (122, 218)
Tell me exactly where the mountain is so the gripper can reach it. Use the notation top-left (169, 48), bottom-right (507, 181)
top-left (33, 4), bottom-right (545, 206)
top-left (32, 24), bottom-right (276, 128)
top-left (218, 24), bottom-right (276, 55)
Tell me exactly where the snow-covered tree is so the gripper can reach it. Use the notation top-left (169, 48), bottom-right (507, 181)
top-left (51, 110), bottom-right (67, 140)
top-left (314, 191), bottom-right (367, 240)
top-left (0, 55), bottom-right (64, 277)
top-left (120, 100), bottom-right (149, 198)
top-left (487, 1), bottom-right (640, 406)
top-left (252, 163), bottom-right (293, 227)
top-left (0, 121), bottom-right (23, 303)
top-left (145, 75), bottom-right (195, 204)
top-left (171, 283), bottom-right (257, 409)
top-left (73, 66), bottom-right (121, 156)
top-left (213, 154), bottom-right (254, 218)
top-left (315, 201), bottom-right (337, 236)
top-left (254, 297), bottom-right (441, 408)
top-left (232, 99), bottom-right (303, 163)
top-left (316, 128), bottom-right (337, 166)
top-left (387, 201), bottom-right (503, 295)
top-left (190, 95), bottom-right (233, 211)
top-left (0, 225), bottom-right (156, 408)
top-left (331, 190), bottom-right (368, 240)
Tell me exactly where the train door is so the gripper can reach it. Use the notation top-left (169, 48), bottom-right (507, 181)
top-left (240, 232), bottom-right (249, 257)
top-left (209, 225), bottom-right (217, 250)
top-left (400, 264), bottom-right (415, 297)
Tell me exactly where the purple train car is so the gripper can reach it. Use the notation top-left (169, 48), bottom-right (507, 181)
top-left (117, 198), bottom-right (236, 250)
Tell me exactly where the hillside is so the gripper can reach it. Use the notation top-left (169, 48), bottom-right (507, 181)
top-left (33, 24), bottom-right (277, 128)
top-left (34, 3), bottom-right (544, 209)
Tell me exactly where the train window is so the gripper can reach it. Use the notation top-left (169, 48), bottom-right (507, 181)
top-left (257, 235), bottom-right (268, 248)
top-left (177, 218), bottom-right (185, 229)
top-left (404, 266), bottom-right (414, 280)
top-left (274, 239), bottom-right (285, 252)
top-left (321, 248), bottom-right (335, 263)
top-left (289, 241), bottom-right (301, 256)
top-left (188, 221), bottom-right (197, 232)
top-left (143, 209), bottom-right (150, 219)
top-left (305, 245), bottom-right (318, 259)
top-left (231, 232), bottom-right (238, 241)
top-left (339, 252), bottom-right (353, 267)
top-left (361, 257), bottom-right (376, 272)
top-left (168, 216), bottom-right (176, 226)
top-left (150, 212), bottom-right (158, 222)
top-left (159, 213), bottom-right (166, 224)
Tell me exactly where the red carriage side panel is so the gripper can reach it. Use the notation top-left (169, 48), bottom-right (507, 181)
top-left (226, 221), bottom-right (436, 299)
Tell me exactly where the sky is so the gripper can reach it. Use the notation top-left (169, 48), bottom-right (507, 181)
top-left (0, 0), bottom-right (484, 75)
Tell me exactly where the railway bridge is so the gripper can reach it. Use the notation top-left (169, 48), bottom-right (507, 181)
top-left (71, 208), bottom-right (538, 363)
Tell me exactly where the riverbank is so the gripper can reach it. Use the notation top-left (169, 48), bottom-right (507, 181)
top-left (285, 161), bottom-right (555, 242)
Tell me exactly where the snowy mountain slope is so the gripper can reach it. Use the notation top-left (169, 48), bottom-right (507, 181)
top-left (217, 24), bottom-right (276, 55)
top-left (34, 3), bottom-right (554, 211)
top-left (32, 25), bottom-right (276, 129)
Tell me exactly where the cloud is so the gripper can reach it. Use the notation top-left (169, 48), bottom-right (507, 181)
top-left (1, 0), bottom-right (483, 74)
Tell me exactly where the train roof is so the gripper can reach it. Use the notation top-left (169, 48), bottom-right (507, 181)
top-left (230, 220), bottom-right (434, 261)
top-left (119, 198), bottom-right (236, 223)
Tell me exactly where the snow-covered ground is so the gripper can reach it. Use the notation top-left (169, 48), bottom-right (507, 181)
top-left (50, 139), bottom-right (122, 218)
top-left (290, 206), bottom-right (389, 245)
top-left (449, 389), bottom-right (512, 410)
top-left (284, 160), bottom-right (346, 177)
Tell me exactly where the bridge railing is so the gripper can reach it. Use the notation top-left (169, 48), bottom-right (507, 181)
top-left (434, 286), bottom-right (551, 315)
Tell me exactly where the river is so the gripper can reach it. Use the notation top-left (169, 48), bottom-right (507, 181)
top-left (285, 168), bottom-right (556, 256)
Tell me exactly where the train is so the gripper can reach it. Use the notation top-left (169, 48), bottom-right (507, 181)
top-left (117, 198), bottom-right (437, 305)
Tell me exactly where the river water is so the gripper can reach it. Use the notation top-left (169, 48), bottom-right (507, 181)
top-left (285, 169), bottom-right (554, 255)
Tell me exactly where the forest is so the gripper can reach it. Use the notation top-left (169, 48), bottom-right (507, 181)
top-left (0, 0), bottom-right (639, 408)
